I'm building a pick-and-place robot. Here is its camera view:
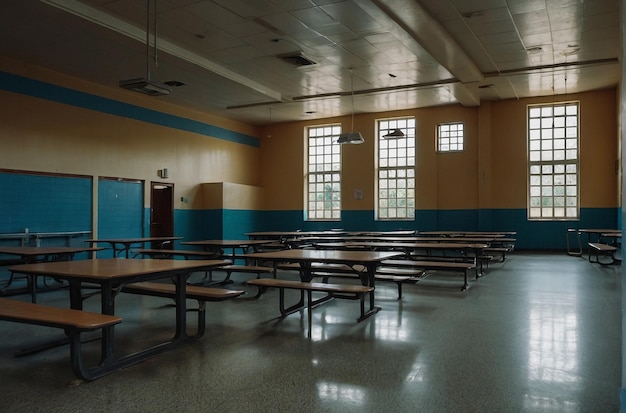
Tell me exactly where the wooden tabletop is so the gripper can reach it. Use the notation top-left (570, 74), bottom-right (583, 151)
top-left (134, 248), bottom-right (219, 257)
top-left (85, 237), bottom-right (183, 244)
top-left (315, 241), bottom-right (489, 250)
top-left (243, 249), bottom-right (403, 264)
top-left (246, 231), bottom-right (346, 238)
top-left (181, 239), bottom-right (275, 247)
top-left (577, 229), bottom-right (620, 234)
top-left (418, 231), bottom-right (516, 237)
top-left (0, 246), bottom-right (102, 256)
top-left (9, 258), bottom-right (229, 281)
top-left (305, 236), bottom-right (501, 243)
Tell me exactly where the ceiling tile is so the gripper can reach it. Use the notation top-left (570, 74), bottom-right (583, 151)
top-left (0, 0), bottom-right (617, 124)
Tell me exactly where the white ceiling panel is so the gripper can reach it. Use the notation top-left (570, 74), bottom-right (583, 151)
top-left (0, 0), bottom-right (618, 125)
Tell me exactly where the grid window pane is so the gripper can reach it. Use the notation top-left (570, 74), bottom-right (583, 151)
top-left (437, 122), bottom-right (464, 152)
top-left (306, 125), bottom-right (341, 221)
top-left (376, 118), bottom-right (416, 220)
top-left (527, 102), bottom-right (579, 220)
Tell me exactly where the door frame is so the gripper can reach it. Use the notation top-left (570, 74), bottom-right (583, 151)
top-left (150, 181), bottom-right (174, 247)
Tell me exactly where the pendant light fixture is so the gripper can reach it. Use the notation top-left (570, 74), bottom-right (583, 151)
top-left (337, 69), bottom-right (364, 144)
top-left (119, 0), bottom-right (172, 96)
top-left (383, 128), bottom-right (405, 138)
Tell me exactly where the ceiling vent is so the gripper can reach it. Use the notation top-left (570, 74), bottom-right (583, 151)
top-left (278, 52), bottom-right (317, 67)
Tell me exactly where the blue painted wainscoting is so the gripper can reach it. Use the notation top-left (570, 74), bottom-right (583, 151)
top-left (173, 207), bottom-right (619, 250)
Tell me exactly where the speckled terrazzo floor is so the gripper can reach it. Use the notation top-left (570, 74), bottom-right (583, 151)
top-left (0, 251), bottom-right (621, 413)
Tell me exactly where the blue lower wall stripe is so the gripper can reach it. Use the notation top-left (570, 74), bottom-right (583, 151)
top-left (171, 207), bottom-right (619, 250)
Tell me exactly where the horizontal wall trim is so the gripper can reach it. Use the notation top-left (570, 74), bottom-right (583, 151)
top-left (0, 168), bottom-right (92, 180)
top-left (0, 70), bottom-right (259, 147)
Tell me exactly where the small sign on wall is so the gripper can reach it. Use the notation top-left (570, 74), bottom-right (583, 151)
top-left (353, 188), bottom-right (363, 200)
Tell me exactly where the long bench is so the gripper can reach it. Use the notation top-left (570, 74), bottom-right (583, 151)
top-left (0, 297), bottom-right (122, 377)
top-left (190, 264), bottom-right (275, 286)
top-left (485, 238), bottom-right (516, 262)
top-left (277, 262), bottom-right (418, 299)
top-left (133, 248), bottom-right (221, 259)
top-left (122, 282), bottom-right (244, 338)
top-left (481, 247), bottom-right (509, 263)
top-left (133, 249), bottom-right (273, 285)
top-left (246, 278), bottom-right (373, 337)
top-left (212, 264), bottom-right (275, 284)
top-left (379, 259), bottom-right (477, 291)
top-left (588, 242), bottom-right (621, 265)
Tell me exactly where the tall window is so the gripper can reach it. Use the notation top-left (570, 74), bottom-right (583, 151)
top-left (528, 102), bottom-right (579, 220)
top-left (376, 117), bottom-right (416, 220)
top-left (437, 122), bottom-right (464, 152)
top-left (306, 125), bottom-right (342, 220)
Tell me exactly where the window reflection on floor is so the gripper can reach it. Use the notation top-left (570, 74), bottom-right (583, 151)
top-left (372, 316), bottom-right (410, 342)
top-left (528, 303), bottom-right (579, 383)
top-left (317, 381), bottom-right (366, 406)
top-left (525, 294), bottom-right (581, 411)
top-left (310, 312), bottom-right (410, 342)
top-left (523, 395), bottom-right (580, 412)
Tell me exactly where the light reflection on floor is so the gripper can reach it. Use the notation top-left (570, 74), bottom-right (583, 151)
top-left (317, 381), bottom-right (367, 406)
top-left (0, 252), bottom-right (620, 412)
top-left (523, 288), bottom-right (583, 411)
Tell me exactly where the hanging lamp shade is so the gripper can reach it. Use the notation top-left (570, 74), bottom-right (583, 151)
top-left (338, 69), bottom-right (364, 144)
top-left (383, 128), bottom-right (405, 138)
top-left (337, 132), bottom-right (365, 144)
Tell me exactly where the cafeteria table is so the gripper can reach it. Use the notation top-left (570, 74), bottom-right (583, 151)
top-left (85, 236), bottom-right (183, 258)
top-left (0, 246), bottom-right (102, 302)
top-left (180, 239), bottom-right (275, 261)
top-left (9, 258), bottom-right (228, 380)
top-left (242, 249), bottom-right (403, 320)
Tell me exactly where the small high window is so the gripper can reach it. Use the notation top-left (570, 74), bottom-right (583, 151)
top-left (437, 122), bottom-right (464, 152)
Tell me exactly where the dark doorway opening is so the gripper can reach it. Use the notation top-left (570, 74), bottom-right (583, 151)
top-left (150, 182), bottom-right (174, 249)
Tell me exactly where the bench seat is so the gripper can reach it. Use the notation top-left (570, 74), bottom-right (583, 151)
top-left (191, 264), bottom-right (274, 286)
top-left (133, 249), bottom-right (221, 259)
top-left (122, 282), bottom-right (244, 337)
top-left (380, 259), bottom-right (477, 291)
top-left (123, 282), bottom-right (244, 301)
top-left (247, 278), bottom-right (373, 337)
top-left (277, 262), bottom-right (416, 299)
top-left (0, 297), bottom-right (122, 379)
top-left (314, 270), bottom-right (417, 300)
top-left (588, 242), bottom-right (621, 265)
top-left (277, 262), bottom-right (360, 272)
top-left (381, 259), bottom-right (475, 269)
top-left (0, 297), bottom-right (122, 331)
top-left (217, 264), bottom-right (274, 283)
top-left (483, 247), bottom-right (511, 262)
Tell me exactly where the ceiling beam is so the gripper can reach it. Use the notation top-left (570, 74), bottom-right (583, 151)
top-left (40, 0), bottom-right (283, 102)
top-left (364, 0), bottom-right (483, 83)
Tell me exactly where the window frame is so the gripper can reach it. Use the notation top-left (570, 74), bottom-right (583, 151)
top-left (436, 121), bottom-right (465, 153)
top-left (375, 117), bottom-right (416, 221)
top-left (304, 124), bottom-right (342, 221)
top-left (527, 101), bottom-right (580, 221)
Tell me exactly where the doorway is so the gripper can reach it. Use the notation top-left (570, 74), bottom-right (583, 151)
top-left (150, 182), bottom-right (174, 249)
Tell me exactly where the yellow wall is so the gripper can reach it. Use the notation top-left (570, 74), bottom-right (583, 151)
top-left (260, 106), bottom-right (480, 212)
top-left (0, 57), bottom-right (618, 217)
top-left (490, 89), bottom-right (618, 208)
top-left (0, 58), bottom-right (263, 211)
top-left (201, 182), bottom-right (263, 210)
top-left (261, 88), bottom-right (618, 212)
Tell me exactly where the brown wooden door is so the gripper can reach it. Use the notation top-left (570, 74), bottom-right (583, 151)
top-left (150, 182), bottom-right (174, 249)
